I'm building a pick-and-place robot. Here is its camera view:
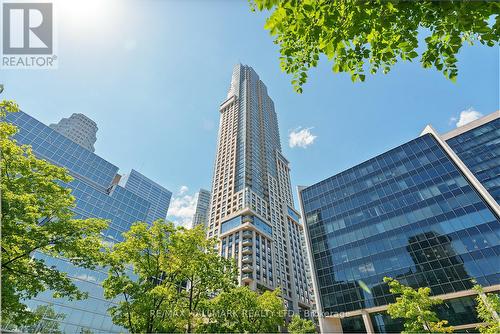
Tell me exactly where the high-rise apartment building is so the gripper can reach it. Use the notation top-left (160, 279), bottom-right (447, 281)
top-left (298, 112), bottom-right (500, 333)
top-left (7, 111), bottom-right (172, 334)
top-left (207, 64), bottom-right (312, 312)
top-left (49, 113), bottom-right (98, 152)
top-left (192, 189), bottom-right (211, 228)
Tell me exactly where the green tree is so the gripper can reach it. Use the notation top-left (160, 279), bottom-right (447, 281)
top-left (102, 222), bottom-right (237, 333)
top-left (251, 0), bottom-right (500, 92)
top-left (170, 225), bottom-right (237, 332)
top-left (257, 288), bottom-right (286, 332)
top-left (384, 277), bottom-right (453, 333)
top-left (199, 286), bottom-right (285, 333)
top-left (1, 96), bottom-right (108, 326)
top-left (473, 284), bottom-right (500, 334)
top-left (288, 314), bottom-right (316, 334)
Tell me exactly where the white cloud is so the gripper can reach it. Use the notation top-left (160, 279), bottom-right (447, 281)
top-left (452, 108), bottom-right (483, 127)
top-left (289, 127), bottom-right (317, 148)
top-left (167, 190), bottom-right (198, 228)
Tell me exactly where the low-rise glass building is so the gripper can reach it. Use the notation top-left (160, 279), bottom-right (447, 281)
top-left (299, 112), bottom-right (500, 333)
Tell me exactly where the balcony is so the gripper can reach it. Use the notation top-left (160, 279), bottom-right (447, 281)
top-left (242, 246), bottom-right (253, 254)
top-left (242, 265), bottom-right (253, 273)
top-left (242, 273), bottom-right (253, 281)
top-left (242, 238), bottom-right (253, 246)
top-left (242, 230), bottom-right (253, 237)
top-left (242, 255), bottom-right (253, 264)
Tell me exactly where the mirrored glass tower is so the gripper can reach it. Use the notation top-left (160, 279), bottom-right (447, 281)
top-left (193, 189), bottom-right (211, 228)
top-left (299, 112), bottom-right (500, 333)
top-left (6, 111), bottom-right (172, 333)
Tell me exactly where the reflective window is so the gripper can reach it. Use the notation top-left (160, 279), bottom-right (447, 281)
top-left (287, 206), bottom-right (300, 222)
top-left (221, 216), bottom-right (242, 233)
top-left (254, 216), bottom-right (273, 235)
top-left (341, 315), bottom-right (367, 333)
top-left (301, 134), bottom-right (500, 314)
top-left (370, 311), bottom-right (404, 333)
top-left (447, 118), bottom-right (500, 204)
top-left (6, 111), bottom-right (172, 333)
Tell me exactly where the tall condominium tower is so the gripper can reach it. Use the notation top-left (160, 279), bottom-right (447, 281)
top-left (49, 113), bottom-right (98, 152)
top-left (299, 111), bottom-right (499, 333)
top-left (207, 64), bottom-right (312, 312)
top-left (193, 189), bottom-right (211, 228)
top-left (6, 111), bottom-right (172, 334)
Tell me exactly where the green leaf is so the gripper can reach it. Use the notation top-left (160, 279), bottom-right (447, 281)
top-left (332, 62), bottom-right (341, 73)
top-left (250, 0), bottom-right (499, 90)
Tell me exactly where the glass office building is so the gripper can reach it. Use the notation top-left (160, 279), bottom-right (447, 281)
top-left (6, 111), bottom-right (172, 333)
top-left (444, 113), bottom-right (500, 204)
top-left (298, 112), bottom-right (500, 333)
top-left (119, 169), bottom-right (173, 224)
top-left (192, 188), bottom-right (211, 228)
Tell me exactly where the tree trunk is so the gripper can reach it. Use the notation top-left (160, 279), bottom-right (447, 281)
top-left (187, 280), bottom-right (194, 333)
top-left (479, 292), bottom-right (500, 321)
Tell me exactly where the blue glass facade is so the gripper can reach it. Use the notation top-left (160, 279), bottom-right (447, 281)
top-left (367, 295), bottom-right (480, 333)
top-left (7, 111), bottom-right (172, 333)
top-left (447, 118), bottom-right (500, 204)
top-left (120, 169), bottom-right (172, 223)
top-left (288, 206), bottom-right (300, 223)
top-left (220, 215), bottom-right (273, 236)
top-left (220, 216), bottom-right (242, 234)
top-left (253, 216), bottom-right (273, 236)
top-left (299, 133), bottom-right (499, 330)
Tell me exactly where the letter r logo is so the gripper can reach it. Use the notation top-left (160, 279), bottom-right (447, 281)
top-left (2, 2), bottom-right (53, 54)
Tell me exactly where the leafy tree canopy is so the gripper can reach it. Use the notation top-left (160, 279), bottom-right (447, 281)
top-left (473, 284), bottom-right (500, 334)
top-left (251, 0), bottom-right (500, 92)
top-left (288, 314), bottom-right (316, 334)
top-left (102, 222), bottom-right (237, 333)
top-left (199, 286), bottom-right (285, 333)
top-left (1, 97), bottom-right (108, 326)
top-left (384, 277), bottom-right (453, 334)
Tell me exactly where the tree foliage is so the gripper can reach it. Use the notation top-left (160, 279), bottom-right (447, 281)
top-left (171, 224), bottom-right (238, 332)
top-left (199, 286), bottom-right (285, 333)
top-left (251, 0), bottom-right (500, 92)
top-left (102, 222), bottom-right (237, 333)
top-left (384, 277), bottom-right (453, 333)
top-left (0, 96), bottom-right (108, 325)
top-left (473, 284), bottom-right (500, 334)
top-left (288, 314), bottom-right (316, 334)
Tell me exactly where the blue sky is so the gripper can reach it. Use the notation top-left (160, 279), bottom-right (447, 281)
top-left (2, 0), bottom-right (499, 226)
